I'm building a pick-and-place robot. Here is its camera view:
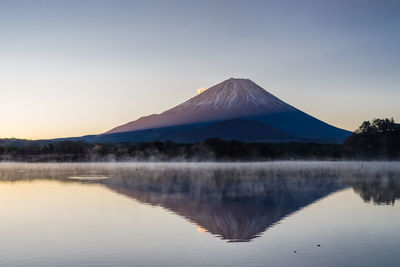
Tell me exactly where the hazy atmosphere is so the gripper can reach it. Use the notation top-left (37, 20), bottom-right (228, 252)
top-left (1, 0), bottom-right (399, 139)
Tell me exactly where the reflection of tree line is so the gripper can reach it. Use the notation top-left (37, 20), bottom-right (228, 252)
top-left (0, 163), bottom-right (399, 241)
top-left (349, 171), bottom-right (400, 205)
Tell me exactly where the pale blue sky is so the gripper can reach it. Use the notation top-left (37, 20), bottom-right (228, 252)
top-left (1, 0), bottom-right (399, 139)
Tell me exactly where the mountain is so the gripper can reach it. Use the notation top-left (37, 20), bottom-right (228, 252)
top-left (54, 78), bottom-right (350, 144)
top-left (96, 78), bottom-right (350, 143)
top-left (106, 78), bottom-right (296, 134)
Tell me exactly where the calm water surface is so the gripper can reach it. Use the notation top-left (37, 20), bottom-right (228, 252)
top-left (0, 162), bottom-right (399, 267)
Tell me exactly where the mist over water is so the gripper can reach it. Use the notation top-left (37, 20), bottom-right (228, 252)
top-left (0, 161), bottom-right (399, 266)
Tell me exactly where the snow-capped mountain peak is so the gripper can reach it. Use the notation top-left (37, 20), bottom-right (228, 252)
top-left (172, 78), bottom-right (294, 112)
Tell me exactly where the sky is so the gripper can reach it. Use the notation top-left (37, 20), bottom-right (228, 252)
top-left (0, 0), bottom-right (399, 139)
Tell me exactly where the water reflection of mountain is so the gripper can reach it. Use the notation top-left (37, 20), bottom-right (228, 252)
top-left (106, 177), bottom-right (343, 242)
top-left (99, 167), bottom-right (346, 242)
top-left (0, 163), bottom-right (399, 241)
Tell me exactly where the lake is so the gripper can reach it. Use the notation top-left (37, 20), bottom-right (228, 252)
top-left (0, 162), bottom-right (399, 267)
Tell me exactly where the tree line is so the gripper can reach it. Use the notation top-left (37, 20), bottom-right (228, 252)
top-left (0, 118), bottom-right (399, 162)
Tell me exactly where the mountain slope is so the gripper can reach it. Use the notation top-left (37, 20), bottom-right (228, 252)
top-left (106, 78), bottom-right (295, 134)
top-left (103, 78), bottom-right (351, 143)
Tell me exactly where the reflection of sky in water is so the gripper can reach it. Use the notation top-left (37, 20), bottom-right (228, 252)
top-left (0, 162), bottom-right (399, 266)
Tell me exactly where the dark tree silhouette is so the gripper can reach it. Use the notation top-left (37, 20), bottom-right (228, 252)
top-left (344, 118), bottom-right (400, 159)
top-left (0, 118), bottom-right (398, 161)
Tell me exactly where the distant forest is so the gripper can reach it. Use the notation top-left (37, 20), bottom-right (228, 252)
top-left (1, 118), bottom-right (399, 162)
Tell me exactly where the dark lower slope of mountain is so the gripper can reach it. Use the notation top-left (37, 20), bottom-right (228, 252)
top-left (66, 118), bottom-right (338, 144)
top-left (248, 110), bottom-right (351, 143)
top-left (79, 111), bottom-right (350, 144)
top-left (178, 119), bottom-right (293, 142)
